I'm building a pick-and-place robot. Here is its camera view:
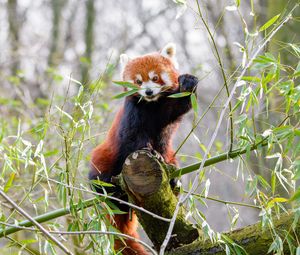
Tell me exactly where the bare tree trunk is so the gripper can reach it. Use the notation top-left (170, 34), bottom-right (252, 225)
top-left (7, 0), bottom-right (20, 74)
top-left (48, 0), bottom-right (64, 67)
top-left (81, 0), bottom-right (95, 85)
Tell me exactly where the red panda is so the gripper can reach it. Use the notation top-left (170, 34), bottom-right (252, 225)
top-left (89, 43), bottom-right (198, 255)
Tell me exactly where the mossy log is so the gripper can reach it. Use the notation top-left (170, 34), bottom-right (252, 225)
top-left (168, 212), bottom-right (299, 255)
top-left (120, 149), bottom-right (300, 254)
top-left (120, 149), bottom-right (199, 250)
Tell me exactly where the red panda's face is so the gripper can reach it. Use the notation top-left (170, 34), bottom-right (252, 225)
top-left (120, 43), bottom-right (179, 102)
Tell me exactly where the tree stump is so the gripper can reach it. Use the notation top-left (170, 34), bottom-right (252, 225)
top-left (120, 149), bottom-right (199, 251)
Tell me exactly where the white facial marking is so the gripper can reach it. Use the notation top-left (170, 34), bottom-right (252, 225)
top-left (148, 71), bottom-right (157, 79)
top-left (135, 74), bottom-right (142, 81)
top-left (139, 81), bottom-right (161, 101)
top-left (161, 72), bottom-right (172, 87)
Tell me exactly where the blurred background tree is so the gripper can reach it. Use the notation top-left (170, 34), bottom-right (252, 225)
top-left (0, 0), bottom-right (299, 254)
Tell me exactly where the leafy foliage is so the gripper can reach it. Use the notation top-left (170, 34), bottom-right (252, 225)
top-left (0, 1), bottom-right (299, 255)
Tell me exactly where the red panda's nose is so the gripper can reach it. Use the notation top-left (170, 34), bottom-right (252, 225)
top-left (145, 89), bottom-right (153, 96)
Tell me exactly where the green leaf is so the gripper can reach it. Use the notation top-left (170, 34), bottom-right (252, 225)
top-left (22, 239), bottom-right (38, 244)
top-left (290, 188), bottom-right (300, 202)
top-left (271, 172), bottom-right (276, 195)
top-left (259, 14), bottom-right (280, 32)
top-left (91, 180), bottom-right (115, 187)
top-left (241, 76), bottom-right (260, 82)
top-left (34, 140), bottom-right (44, 158)
top-left (113, 89), bottom-right (139, 99)
top-left (234, 114), bottom-right (247, 124)
top-left (4, 173), bottom-right (16, 192)
top-left (268, 197), bottom-right (288, 205)
top-left (112, 81), bottom-right (139, 89)
top-left (293, 61), bottom-right (300, 77)
top-left (168, 92), bottom-right (191, 98)
top-left (289, 44), bottom-right (300, 57)
top-left (191, 93), bottom-right (198, 113)
top-left (293, 160), bottom-right (300, 180)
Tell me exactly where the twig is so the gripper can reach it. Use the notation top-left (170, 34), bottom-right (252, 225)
top-left (5, 235), bottom-right (40, 255)
top-left (0, 197), bottom-right (96, 238)
top-left (172, 112), bottom-right (297, 178)
top-left (0, 222), bottom-right (157, 255)
top-left (174, 76), bottom-right (225, 155)
top-left (172, 138), bottom-right (268, 178)
top-left (195, 0), bottom-right (234, 152)
top-left (0, 179), bottom-right (171, 239)
top-left (174, 58), bottom-right (241, 156)
top-left (186, 191), bottom-right (261, 209)
top-left (159, 5), bottom-right (298, 254)
top-left (44, 176), bottom-right (171, 222)
top-left (0, 188), bottom-right (73, 255)
top-left (57, 231), bottom-right (157, 255)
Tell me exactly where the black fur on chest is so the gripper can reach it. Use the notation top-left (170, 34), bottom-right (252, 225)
top-left (112, 97), bottom-right (179, 175)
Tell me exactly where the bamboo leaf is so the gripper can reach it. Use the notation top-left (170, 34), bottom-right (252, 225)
top-left (4, 173), bottom-right (16, 192)
top-left (269, 197), bottom-right (288, 204)
top-left (191, 93), bottom-right (198, 113)
top-left (290, 188), bottom-right (300, 202)
top-left (234, 114), bottom-right (247, 124)
top-left (259, 14), bottom-right (280, 32)
top-left (241, 76), bottom-right (261, 82)
top-left (168, 92), bottom-right (191, 98)
top-left (112, 80), bottom-right (139, 89)
top-left (113, 89), bottom-right (139, 99)
top-left (91, 180), bottom-right (115, 187)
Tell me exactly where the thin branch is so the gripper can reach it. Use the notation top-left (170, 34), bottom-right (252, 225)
top-left (5, 235), bottom-right (40, 255)
top-left (43, 176), bottom-right (171, 222)
top-left (174, 58), bottom-right (241, 156)
top-left (0, 188), bottom-right (73, 255)
top-left (56, 231), bottom-right (157, 255)
top-left (159, 5), bottom-right (298, 254)
top-left (172, 112), bottom-right (297, 178)
top-left (0, 175), bottom-right (171, 238)
top-left (174, 76), bottom-right (225, 155)
top-left (0, 222), bottom-right (157, 255)
top-left (0, 179), bottom-right (171, 240)
top-left (172, 138), bottom-right (268, 178)
top-left (186, 191), bottom-right (261, 209)
top-left (0, 197), bottom-right (96, 238)
top-left (195, 0), bottom-right (234, 152)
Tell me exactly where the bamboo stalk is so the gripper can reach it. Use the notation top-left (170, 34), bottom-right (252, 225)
top-left (0, 197), bottom-right (96, 238)
top-left (171, 140), bottom-right (267, 178)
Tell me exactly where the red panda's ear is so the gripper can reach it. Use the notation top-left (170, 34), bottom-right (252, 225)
top-left (161, 43), bottom-right (176, 58)
top-left (160, 43), bottom-right (179, 69)
top-left (120, 54), bottom-right (130, 77)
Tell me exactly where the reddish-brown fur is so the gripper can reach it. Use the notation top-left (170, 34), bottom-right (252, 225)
top-left (90, 47), bottom-right (198, 254)
top-left (91, 109), bottom-right (149, 254)
top-left (123, 53), bottom-right (179, 87)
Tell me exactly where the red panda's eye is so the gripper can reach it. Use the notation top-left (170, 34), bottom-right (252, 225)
top-left (136, 79), bottom-right (143, 85)
top-left (152, 76), bottom-right (159, 82)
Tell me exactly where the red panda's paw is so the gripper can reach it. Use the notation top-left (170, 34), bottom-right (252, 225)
top-left (170, 178), bottom-right (182, 196)
top-left (178, 74), bottom-right (199, 93)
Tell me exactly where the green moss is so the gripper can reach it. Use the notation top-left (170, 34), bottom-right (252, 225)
top-left (121, 150), bottom-right (198, 250)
